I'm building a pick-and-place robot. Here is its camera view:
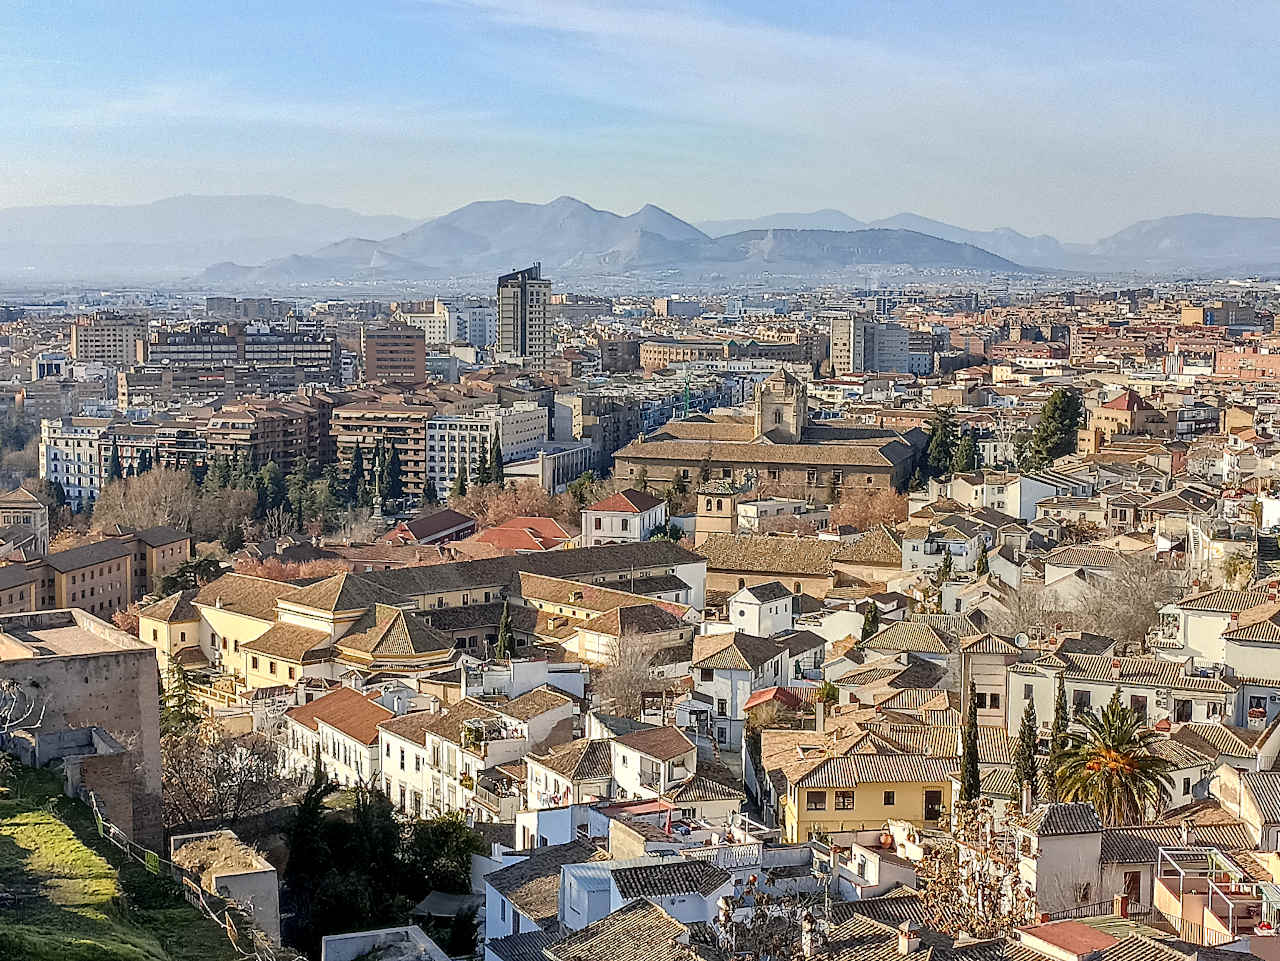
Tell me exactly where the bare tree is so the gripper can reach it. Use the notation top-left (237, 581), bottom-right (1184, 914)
top-left (92, 468), bottom-right (200, 532)
top-left (829, 489), bottom-right (907, 530)
top-left (0, 678), bottom-right (45, 735)
top-left (161, 718), bottom-right (298, 828)
top-left (1078, 554), bottom-right (1181, 654)
top-left (592, 631), bottom-right (656, 718)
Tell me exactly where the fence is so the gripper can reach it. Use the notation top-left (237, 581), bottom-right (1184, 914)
top-left (88, 792), bottom-right (302, 961)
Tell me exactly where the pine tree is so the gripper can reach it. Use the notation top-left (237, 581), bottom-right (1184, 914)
top-left (496, 601), bottom-right (513, 659)
top-left (475, 443), bottom-right (492, 486)
top-left (1023, 388), bottom-right (1083, 469)
top-left (960, 680), bottom-right (981, 803)
top-left (952, 433), bottom-right (977, 473)
top-left (136, 449), bottom-right (151, 474)
top-left (205, 455), bottom-right (231, 490)
top-left (161, 661), bottom-right (204, 737)
top-left (1013, 699), bottom-right (1039, 807)
top-left (490, 432), bottom-right (504, 487)
top-left (107, 439), bottom-right (123, 482)
top-left (937, 550), bottom-right (953, 584)
top-left (976, 545), bottom-right (989, 576)
top-left (860, 602), bottom-right (880, 642)
top-left (346, 443), bottom-right (365, 505)
top-left (422, 478), bottom-right (439, 506)
top-left (926, 407), bottom-right (958, 478)
top-left (1048, 673), bottom-right (1069, 801)
top-left (451, 464), bottom-right (468, 500)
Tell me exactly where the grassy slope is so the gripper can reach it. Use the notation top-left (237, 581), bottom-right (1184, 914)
top-left (0, 768), bottom-right (240, 961)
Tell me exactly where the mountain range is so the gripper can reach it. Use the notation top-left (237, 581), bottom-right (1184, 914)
top-left (4, 193), bottom-right (1280, 285)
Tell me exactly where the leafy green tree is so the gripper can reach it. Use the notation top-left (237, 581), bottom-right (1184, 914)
top-left (952, 433), bottom-right (977, 473)
top-left (926, 407), bottom-right (958, 478)
top-left (860, 602), bottom-right (880, 642)
top-left (283, 757), bottom-right (333, 948)
top-left (160, 661), bottom-right (204, 737)
top-left (107, 439), bottom-right (123, 482)
top-left (231, 450), bottom-right (255, 489)
top-left (1048, 674), bottom-right (1069, 801)
top-left (959, 680), bottom-right (981, 802)
top-left (286, 459), bottom-right (312, 527)
top-left (1022, 388), bottom-right (1083, 469)
top-left (1012, 699), bottom-right (1039, 807)
top-left (496, 601), bottom-right (513, 659)
top-left (258, 460), bottom-right (286, 511)
top-left (403, 813), bottom-right (488, 895)
top-left (220, 524), bottom-right (244, 553)
top-left (1057, 694), bottom-right (1174, 825)
top-left (422, 478), bottom-right (439, 506)
top-left (136, 449), bottom-right (151, 474)
top-left (346, 443), bottom-right (365, 505)
top-left (817, 680), bottom-right (839, 705)
top-left (567, 470), bottom-right (597, 505)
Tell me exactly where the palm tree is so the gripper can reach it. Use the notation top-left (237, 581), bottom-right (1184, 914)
top-left (1056, 694), bottom-right (1173, 825)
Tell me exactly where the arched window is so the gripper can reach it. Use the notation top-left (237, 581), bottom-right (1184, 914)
top-left (793, 582), bottom-right (802, 594)
top-left (705, 498), bottom-right (713, 510)
top-left (773, 409), bottom-right (782, 424)
top-left (716, 499), bottom-right (723, 511)
top-left (738, 578), bottom-right (746, 589)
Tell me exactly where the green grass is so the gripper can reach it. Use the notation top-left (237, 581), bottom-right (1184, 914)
top-left (0, 767), bottom-right (240, 961)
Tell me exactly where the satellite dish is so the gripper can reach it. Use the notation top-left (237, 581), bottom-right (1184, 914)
top-left (1013, 632), bottom-right (1030, 649)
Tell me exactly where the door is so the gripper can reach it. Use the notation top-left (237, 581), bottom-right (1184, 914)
top-left (1124, 870), bottom-right (1142, 904)
top-left (1174, 699), bottom-right (1192, 722)
top-left (924, 790), bottom-right (943, 823)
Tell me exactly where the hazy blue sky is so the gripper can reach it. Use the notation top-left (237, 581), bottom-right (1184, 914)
top-left (3, 0), bottom-right (1278, 240)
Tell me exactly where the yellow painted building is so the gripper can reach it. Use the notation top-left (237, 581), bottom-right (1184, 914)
top-left (779, 753), bottom-right (955, 842)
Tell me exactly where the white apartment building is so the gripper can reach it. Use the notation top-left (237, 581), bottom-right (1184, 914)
top-left (580, 489), bottom-right (668, 547)
top-left (40, 416), bottom-right (113, 508)
top-left (281, 687), bottom-right (395, 788)
top-left (397, 298), bottom-right (496, 347)
top-left (425, 401), bottom-right (548, 497)
top-left (377, 687), bottom-right (575, 822)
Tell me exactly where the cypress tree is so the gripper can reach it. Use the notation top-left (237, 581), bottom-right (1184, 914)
top-left (107, 439), bottom-right (123, 482)
top-left (490, 431), bottom-right (504, 487)
top-left (860, 602), bottom-right (880, 642)
top-left (1048, 673), bottom-right (1069, 801)
top-left (976, 545), bottom-right (989, 576)
top-left (1013, 698), bottom-right (1039, 806)
top-left (347, 442), bottom-right (365, 505)
top-left (960, 680), bottom-right (981, 803)
top-left (496, 601), bottom-right (513, 659)
top-left (384, 444), bottom-right (403, 500)
top-left (451, 464), bottom-right (468, 500)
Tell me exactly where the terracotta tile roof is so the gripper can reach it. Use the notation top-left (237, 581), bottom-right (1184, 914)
top-left (1023, 653), bottom-right (1234, 693)
top-left (1177, 587), bottom-right (1272, 614)
top-left (691, 631), bottom-right (784, 671)
top-left (614, 725), bottom-right (694, 761)
top-left (241, 621), bottom-right (332, 662)
top-left (193, 572), bottom-right (298, 622)
top-left (337, 604), bottom-right (453, 659)
top-left (529, 737), bottom-right (614, 781)
top-left (663, 773), bottom-right (745, 803)
top-left (1017, 802), bottom-right (1103, 836)
top-left (486, 839), bottom-right (608, 929)
top-left (474, 516), bottom-right (575, 552)
top-left (280, 571), bottom-right (406, 613)
top-left (496, 685), bottom-right (574, 722)
top-left (792, 753), bottom-right (957, 788)
top-left (544, 900), bottom-right (696, 961)
top-left (518, 572), bottom-right (690, 619)
top-left (836, 525), bottom-right (903, 566)
top-left (612, 859), bottom-right (729, 898)
top-left (139, 589), bottom-right (200, 623)
top-left (586, 489), bottom-right (665, 513)
top-left (696, 533), bottom-right (846, 577)
top-left (580, 603), bottom-right (690, 638)
top-left (285, 687), bottom-right (393, 745)
top-left (377, 710), bottom-right (438, 745)
top-left (863, 621), bottom-right (952, 654)
top-left (617, 435), bottom-right (916, 468)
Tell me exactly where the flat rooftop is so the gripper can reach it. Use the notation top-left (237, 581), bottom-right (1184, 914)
top-left (0, 610), bottom-right (150, 660)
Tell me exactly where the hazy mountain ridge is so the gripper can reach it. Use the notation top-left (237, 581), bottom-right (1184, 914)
top-left (5, 193), bottom-right (1280, 283)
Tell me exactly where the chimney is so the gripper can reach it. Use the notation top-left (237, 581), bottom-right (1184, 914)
top-left (1112, 894), bottom-right (1129, 919)
top-left (815, 699), bottom-right (825, 735)
top-left (897, 921), bottom-right (922, 955)
top-left (1110, 658), bottom-right (1122, 680)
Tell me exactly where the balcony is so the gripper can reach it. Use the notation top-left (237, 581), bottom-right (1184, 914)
top-left (640, 769), bottom-right (663, 790)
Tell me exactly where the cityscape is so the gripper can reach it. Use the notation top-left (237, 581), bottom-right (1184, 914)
top-left (7, 4), bottom-right (1280, 961)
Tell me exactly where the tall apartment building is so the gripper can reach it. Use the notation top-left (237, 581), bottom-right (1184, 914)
top-left (553, 392), bottom-right (644, 473)
top-left (40, 417), bottom-right (113, 508)
top-left (69, 313), bottom-right (148, 368)
top-left (393, 298), bottom-right (496, 347)
top-left (497, 265), bottom-right (550, 368)
top-left (827, 312), bottom-right (911, 374)
top-left (360, 325), bottom-right (427, 383)
top-left (205, 399), bottom-right (330, 471)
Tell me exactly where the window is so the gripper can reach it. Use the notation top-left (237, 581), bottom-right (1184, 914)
top-left (835, 790), bottom-right (855, 810)
top-left (288, 667), bottom-right (296, 680)
top-left (594, 517), bottom-right (601, 530)
top-left (807, 470), bottom-right (818, 486)
top-left (1023, 683), bottom-right (1033, 699)
top-left (621, 518), bottom-right (629, 532)
top-left (717, 698), bottom-right (727, 716)
top-left (251, 656), bottom-right (259, 670)
top-left (1182, 777), bottom-right (1191, 795)
top-left (1072, 689), bottom-right (1091, 714)
top-left (268, 661), bottom-right (277, 675)
top-left (805, 791), bottom-right (827, 811)
top-left (883, 790), bottom-right (896, 806)
top-left (700, 668), bottom-right (713, 682)
top-left (990, 693), bottom-right (1001, 709)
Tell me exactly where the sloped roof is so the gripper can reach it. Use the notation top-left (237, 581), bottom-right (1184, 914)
top-left (691, 631), bottom-right (783, 670)
top-left (139, 589), bottom-right (199, 623)
top-left (864, 621), bottom-right (952, 655)
top-left (837, 525), bottom-right (903, 567)
top-left (280, 571), bottom-right (404, 613)
top-left (1020, 802), bottom-right (1103, 836)
top-left (696, 533), bottom-right (846, 577)
top-left (544, 900), bottom-right (697, 961)
top-left (587, 489), bottom-right (665, 513)
top-left (242, 621), bottom-right (331, 662)
top-left (285, 687), bottom-right (393, 745)
top-left (612, 859), bottom-right (729, 898)
top-left (580, 602), bottom-right (689, 638)
top-left (614, 725), bottom-right (694, 761)
top-left (193, 572), bottom-right (305, 621)
top-left (338, 604), bottom-right (454, 659)
top-left (529, 738), bottom-right (613, 781)
top-left (486, 839), bottom-right (608, 929)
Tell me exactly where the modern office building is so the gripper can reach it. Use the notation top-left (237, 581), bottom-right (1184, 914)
top-left (360, 324), bottom-right (427, 383)
top-left (69, 313), bottom-right (148, 368)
